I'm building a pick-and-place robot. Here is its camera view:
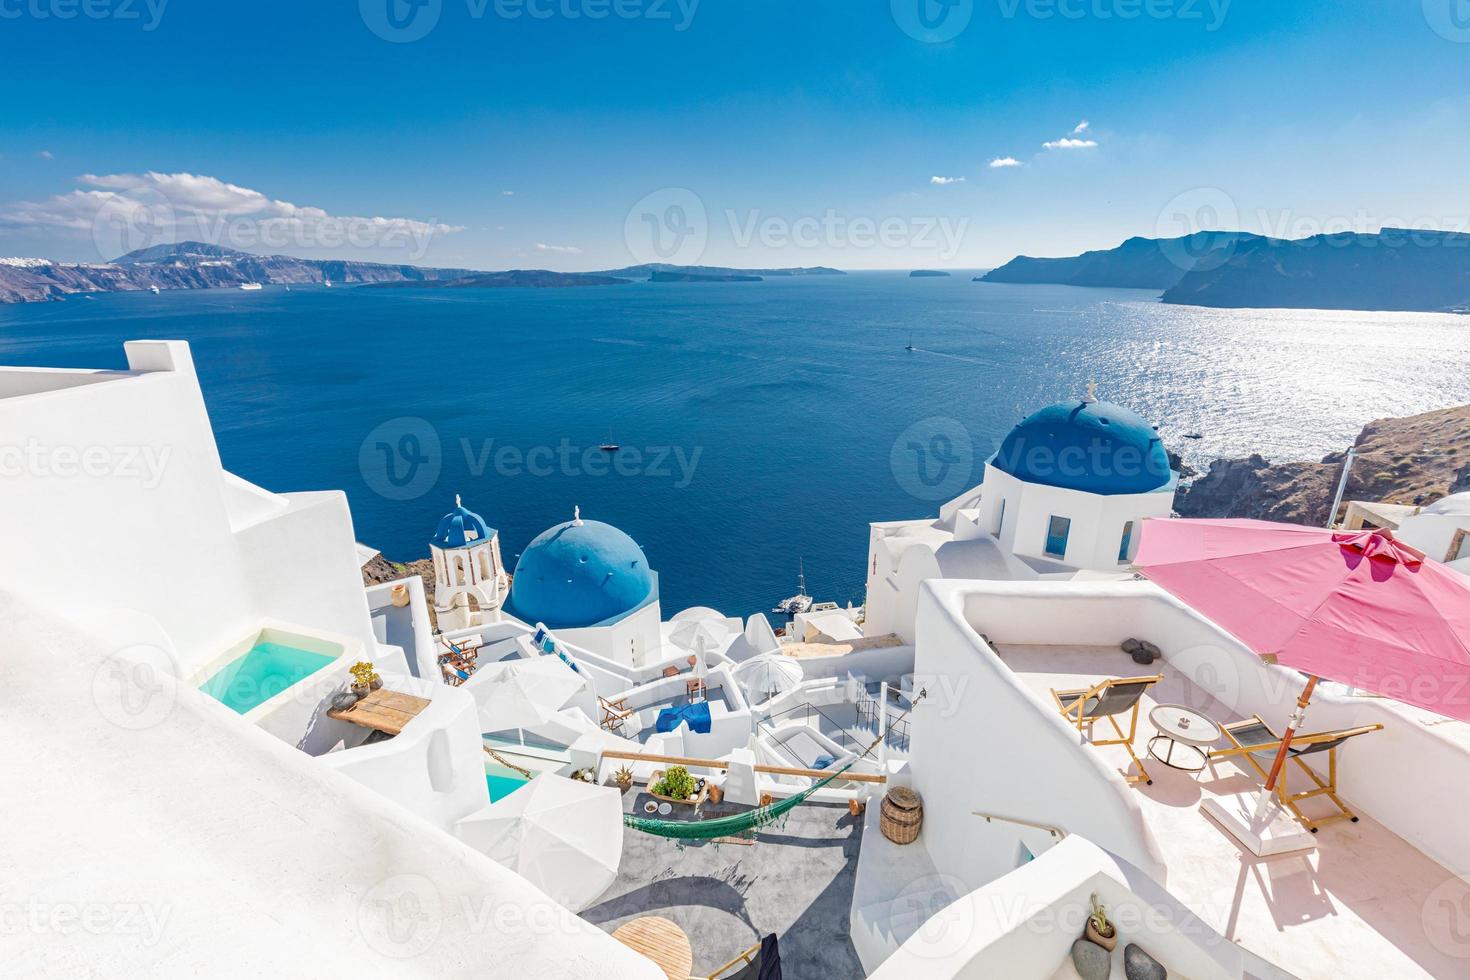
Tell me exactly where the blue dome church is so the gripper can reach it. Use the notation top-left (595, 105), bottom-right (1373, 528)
top-left (430, 495), bottom-right (509, 630)
top-left (979, 383), bottom-right (1178, 570)
top-left (509, 507), bottom-right (663, 666)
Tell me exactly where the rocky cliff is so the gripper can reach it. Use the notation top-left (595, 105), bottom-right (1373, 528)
top-left (0, 241), bottom-right (477, 303)
top-left (1176, 404), bottom-right (1470, 524)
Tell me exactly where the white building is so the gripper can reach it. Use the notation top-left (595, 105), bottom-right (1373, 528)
top-left (865, 385), bottom-right (1177, 641)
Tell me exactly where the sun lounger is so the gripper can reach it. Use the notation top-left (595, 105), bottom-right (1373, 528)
top-left (1051, 674), bottom-right (1163, 785)
top-left (1209, 714), bottom-right (1383, 832)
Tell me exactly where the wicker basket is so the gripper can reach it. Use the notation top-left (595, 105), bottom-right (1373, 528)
top-left (880, 786), bottom-right (923, 844)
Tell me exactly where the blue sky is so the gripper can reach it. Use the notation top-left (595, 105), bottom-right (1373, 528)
top-left (1, 1), bottom-right (1468, 269)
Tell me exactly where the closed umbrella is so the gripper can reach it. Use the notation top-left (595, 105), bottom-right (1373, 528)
top-left (472, 656), bottom-right (586, 732)
top-left (670, 617), bottom-right (728, 655)
top-left (455, 774), bottom-right (622, 912)
top-left (1135, 518), bottom-right (1470, 851)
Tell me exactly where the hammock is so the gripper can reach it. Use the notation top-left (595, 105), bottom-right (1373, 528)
top-left (622, 754), bottom-right (861, 841)
top-left (623, 690), bottom-right (925, 842)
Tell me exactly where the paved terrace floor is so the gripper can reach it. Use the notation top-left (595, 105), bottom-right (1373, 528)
top-left (996, 643), bottom-right (1470, 980)
top-left (582, 790), bottom-right (864, 978)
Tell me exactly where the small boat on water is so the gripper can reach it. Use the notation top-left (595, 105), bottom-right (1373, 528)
top-left (905, 332), bottom-right (916, 351)
top-left (599, 426), bottom-right (620, 453)
top-left (239, 282), bottom-right (263, 291)
top-left (772, 560), bottom-right (813, 616)
top-left (322, 279), bottom-right (333, 288)
top-left (1183, 432), bottom-right (1203, 440)
top-left (148, 285), bottom-right (161, 295)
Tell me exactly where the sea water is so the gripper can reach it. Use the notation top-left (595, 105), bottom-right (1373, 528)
top-left (4, 272), bottom-right (1466, 616)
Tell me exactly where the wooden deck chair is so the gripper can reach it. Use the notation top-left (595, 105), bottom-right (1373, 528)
top-left (1209, 715), bottom-right (1383, 832)
top-left (598, 695), bottom-right (636, 734)
top-left (1050, 674), bottom-right (1164, 785)
top-left (706, 934), bottom-right (780, 979)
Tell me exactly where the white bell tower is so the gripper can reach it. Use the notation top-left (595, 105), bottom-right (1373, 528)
top-left (430, 495), bottom-right (508, 630)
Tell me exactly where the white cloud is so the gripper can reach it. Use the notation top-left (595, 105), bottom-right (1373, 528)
top-left (37, 150), bottom-right (54, 160)
top-left (930, 175), bottom-right (966, 185)
top-left (988, 157), bottom-right (1022, 169)
top-left (1042, 137), bottom-right (1098, 150)
top-left (502, 190), bottom-right (515, 196)
top-left (1071, 120), bottom-right (1090, 134)
top-left (0, 171), bottom-right (464, 254)
top-left (535, 242), bottom-right (581, 254)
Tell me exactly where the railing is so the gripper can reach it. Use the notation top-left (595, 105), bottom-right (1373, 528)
top-left (971, 810), bottom-right (1068, 840)
top-left (766, 701), bottom-right (866, 754)
top-left (601, 749), bottom-right (886, 783)
top-left (855, 690), bottom-right (911, 752)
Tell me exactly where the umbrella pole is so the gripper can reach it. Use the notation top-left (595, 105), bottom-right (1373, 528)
top-left (1264, 675), bottom-right (1318, 794)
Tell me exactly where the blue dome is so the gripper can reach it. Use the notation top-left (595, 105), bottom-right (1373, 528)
top-left (510, 519), bottom-right (658, 629)
top-left (431, 499), bottom-right (495, 549)
top-left (992, 398), bottom-right (1173, 495)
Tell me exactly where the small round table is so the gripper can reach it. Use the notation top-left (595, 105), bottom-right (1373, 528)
top-left (1146, 703), bottom-right (1221, 774)
top-left (611, 915), bottom-right (693, 980)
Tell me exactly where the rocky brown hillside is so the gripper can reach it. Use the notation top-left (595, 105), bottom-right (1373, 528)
top-left (1176, 404), bottom-right (1470, 525)
top-left (361, 553), bottom-right (440, 625)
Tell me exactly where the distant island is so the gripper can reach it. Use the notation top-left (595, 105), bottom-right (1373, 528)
top-left (598, 263), bottom-right (843, 279)
top-left (0, 243), bottom-right (850, 303)
top-left (365, 270), bottom-right (630, 289)
top-left (981, 229), bottom-right (1470, 313)
top-left (649, 270), bottom-right (762, 283)
top-left (909, 269), bottom-right (951, 278)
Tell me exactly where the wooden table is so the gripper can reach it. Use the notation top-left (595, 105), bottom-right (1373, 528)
top-left (611, 915), bottom-right (693, 980)
top-left (326, 688), bottom-right (431, 735)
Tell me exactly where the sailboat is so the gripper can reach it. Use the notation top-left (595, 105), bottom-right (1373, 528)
top-left (599, 426), bottom-right (620, 452)
top-left (905, 332), bottom-right (916, 351)
top-left (772, 559), bottom-right (814, 616)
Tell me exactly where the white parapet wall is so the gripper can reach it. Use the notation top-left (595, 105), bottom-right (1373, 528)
top-left (908, 580), bottom-right (1169, 893)
top-left (867, 836), bottom-right (1291, 979)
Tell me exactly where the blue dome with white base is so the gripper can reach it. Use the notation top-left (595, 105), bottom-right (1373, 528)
top-left (993, 394), bottom-right (1173, 496)
top-left (510, 516), bottom-right (657, 629)
top-left (431, 497), bottom-right (496, 549)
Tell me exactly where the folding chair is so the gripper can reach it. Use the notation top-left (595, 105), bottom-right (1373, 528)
top-left (1210, 715), bottom-right (1383, 832)
top-left (1051, 674), bottom-right (1164, 785)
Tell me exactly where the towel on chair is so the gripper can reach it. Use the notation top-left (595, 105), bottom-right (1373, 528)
top-left (654, 702), bottom-right (712, 734)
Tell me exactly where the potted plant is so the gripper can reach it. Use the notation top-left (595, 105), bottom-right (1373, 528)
top-left (1085, 893), bottom-right (1118, 952)
top-left (614, 765), bottom-right (634, 791)
top-left (650, 766), bottom-right (705, 805)
top-left (349, 661), bottom-right (379, 697)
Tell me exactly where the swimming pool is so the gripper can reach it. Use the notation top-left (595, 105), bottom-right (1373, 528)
top-left (198, 639), bottom-right (337, 714)
top-left (485, 763), bottom-right (533, 801)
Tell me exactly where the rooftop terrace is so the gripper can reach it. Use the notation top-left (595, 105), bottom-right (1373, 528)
top-left (995, 642), bottom-right (1470, 980)
top-left (582, 792), bottom-right (865, 978)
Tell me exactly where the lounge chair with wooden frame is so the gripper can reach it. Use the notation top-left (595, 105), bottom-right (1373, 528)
top-left (1209, 714), bottom-right (1384, 832)
top-left (1050, 674), bottom-right (1164, 785)
top-left (598, 694), bottom-right (636, 734)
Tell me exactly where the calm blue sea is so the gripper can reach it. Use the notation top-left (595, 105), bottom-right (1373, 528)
top-left (3, 273), bottom-right (1467, 617)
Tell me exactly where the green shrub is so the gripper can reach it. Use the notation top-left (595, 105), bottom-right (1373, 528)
top-left (654, 766), bottom-right (696, 799)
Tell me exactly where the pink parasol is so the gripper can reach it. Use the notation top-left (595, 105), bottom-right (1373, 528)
top-left (1135, 518), bottom-right (1470, 792)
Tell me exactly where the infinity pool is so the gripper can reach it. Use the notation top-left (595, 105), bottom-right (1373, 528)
top-left (199, 640), bottom-right (336, 714)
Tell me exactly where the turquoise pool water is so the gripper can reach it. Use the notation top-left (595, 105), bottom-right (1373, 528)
top-left (485, 764), bottom-right (533, 801)
top-left (198, 641), bottom-right (336, 714)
